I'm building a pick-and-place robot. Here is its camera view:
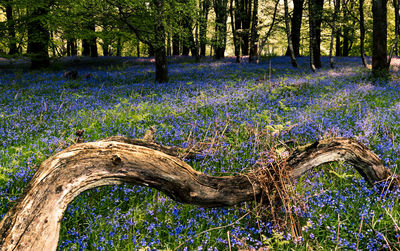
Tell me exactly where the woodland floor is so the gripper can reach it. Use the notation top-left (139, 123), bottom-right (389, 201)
top-left (0, 56), bottom-right (400, 250)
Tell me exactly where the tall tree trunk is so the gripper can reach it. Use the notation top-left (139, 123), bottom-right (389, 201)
top-left (309, 0), bottom-right (323, 69)
top-left (153, 0), bottom-right (168, 83)
top-left (285, 0), bottom-right (304, 57)
top-left (82, 39), bottom-right (90, 56)
top-left (248, 0), bottom-right (258, 63)
top-left (213, 0), bottom-right (228, 59)
top-left (230, 0), bottom-right (240, 62)
top-left (335, 0), bottom-right (341, 56)
top-left (27, 4), bottom-right (50, 69)
top-left (308, 0), bottom-right (316, 71)
top-left (116, 36), bottom-right (122, 56)
top-left (329, 0), bottom-right (339, 68)
top-left (5, 0), bottom-right (17, 55)
top-left (372, 0), bottom-right (389, 78)
top-left (284, 0), bottom-right (297, 67)
top-left (89, 22), bottom-right (98, 57)
top-left (359, 0), bottom-right (367, 67)
top-left (199, 0), bottom-right (210, 57)
top-left (342, 27), bottom-right (350, 56)
top-left (257, 0), bottom-right (279, 63)
top-left (240, 0), bottom-right (251, 55)
top-left (172, 34), bottom-right (180, 55)
top-left (394, 0), bottom-right (400, 56)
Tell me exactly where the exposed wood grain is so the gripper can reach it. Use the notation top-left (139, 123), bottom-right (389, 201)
top-left (0, 137), bottom-right (397, 250)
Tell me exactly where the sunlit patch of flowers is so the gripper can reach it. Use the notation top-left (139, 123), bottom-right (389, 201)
top-left (0, 56), bottom-right (400, 250)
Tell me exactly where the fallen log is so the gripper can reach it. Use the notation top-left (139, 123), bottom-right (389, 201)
top-left (0, 137), bottom-right (398, 250)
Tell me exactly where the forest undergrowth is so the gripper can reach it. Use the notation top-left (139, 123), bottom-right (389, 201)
top-left (0, 56), bottom-right (400, 250)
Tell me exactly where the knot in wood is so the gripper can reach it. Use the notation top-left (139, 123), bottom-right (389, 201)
top-left (111, 155), bottom-right (122, 165)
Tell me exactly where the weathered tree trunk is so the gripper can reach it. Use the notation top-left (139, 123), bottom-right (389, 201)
top-left (5, 0), bottom-right (17, 55)
top-left (359, 0), bottom-right (367, 67)
top-left (153, 0), bottom-right (168, 83)
top-left (372, 0), bottom-right (389, 78)
top-left (27, 4), bottom-right (50, 69)
top-left (248, 0), bottom-right (258, 63)
top-left (0, 137), bottom-right (397, 251)
top-left (284, 0), bottom-right (298, 67)
top-left (285, 0), bottom-right (304, 57)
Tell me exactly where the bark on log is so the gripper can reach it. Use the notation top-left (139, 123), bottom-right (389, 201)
top-left (0, 137), bottom-right (397, 251)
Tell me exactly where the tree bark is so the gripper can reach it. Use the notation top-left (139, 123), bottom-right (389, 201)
top-left (5, 0), bottom-right (17, 55)
top-left (0, 137), bottom-right (397, 251)
top-left (284, 0), bottom-right (298, 67)
top-left (372, 0), bottom-right (389, 78)
top-left (285, 0), bottom-right (304, 57)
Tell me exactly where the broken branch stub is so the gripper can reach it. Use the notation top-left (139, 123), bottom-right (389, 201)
top-left (0, 137), bottom-right (397, 251)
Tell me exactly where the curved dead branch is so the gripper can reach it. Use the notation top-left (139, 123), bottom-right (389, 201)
top-left (0, 137), bottom-right (397, 250)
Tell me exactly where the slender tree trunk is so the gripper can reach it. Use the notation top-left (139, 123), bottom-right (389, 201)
top-left (284, 0), bottom-right (297, 67)
top-left (285, 0), bottom-right (304, 57)
top-left (27, 5), bottom-right (50, 69)
top-left (248, 0), bottom-right (258, 63)
top-left (5, 0), bottom-right (17, 55)
top-left (330, 0), bottom-right (339, 68)
top-left (153, 0), bottom-right (168, 83)
top-left (308, 0), bottom-right (316, 71)
top-left (372, 0), bottom-right (389, 78)
top-left (359, 0), bottom-right (367, 67)
top-left (116, 36), bottom-right (122, 56)
top-left (137, 42), bottom-right (140, 57)
top-left (230, 0), bottom-right (240, 63)
top-left (257, 0), bottom-right (279, 62)
top-left (335, 0), bottom-right (341, 56)
top-left (393, 0), bottom-right (399, 56)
